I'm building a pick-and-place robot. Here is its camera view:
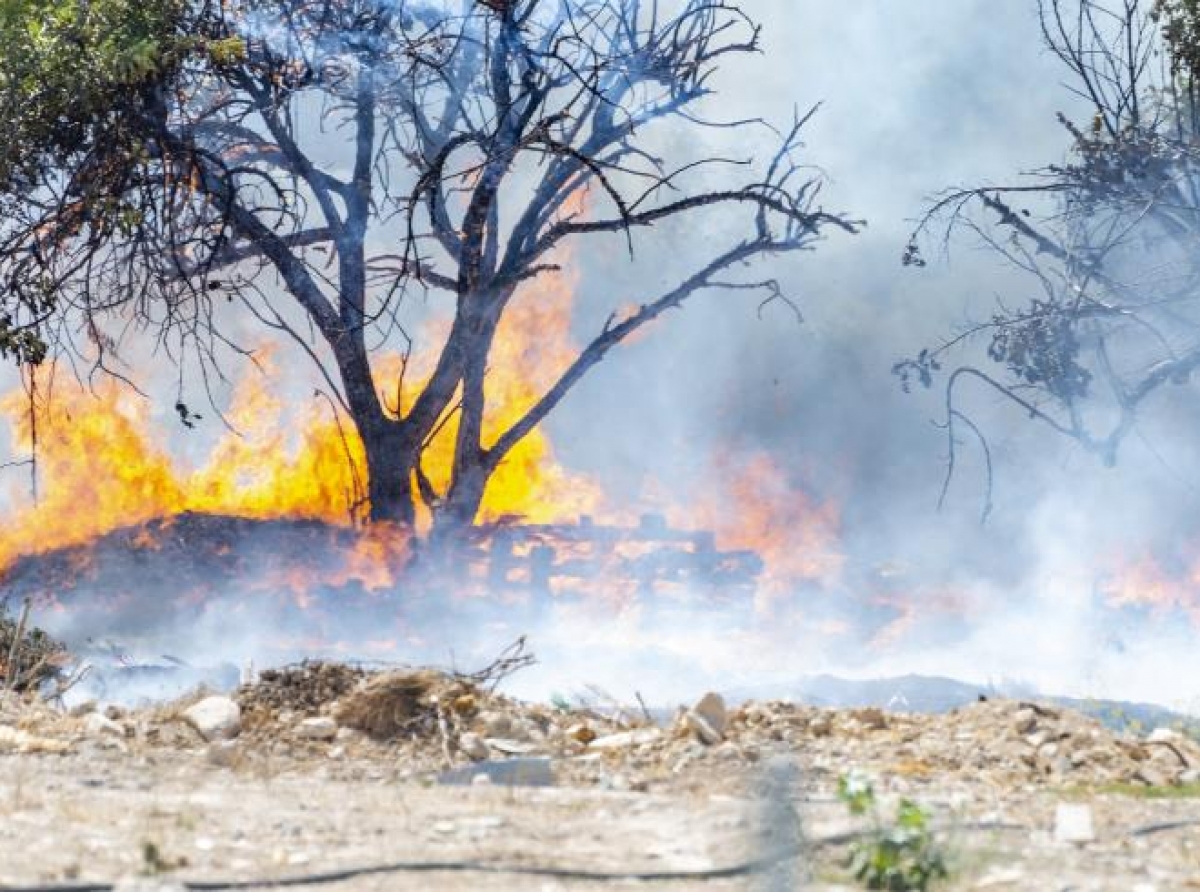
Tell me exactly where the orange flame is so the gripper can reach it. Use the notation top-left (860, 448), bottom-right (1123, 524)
top-left (0, 250), bottom-right (845, 607)
top-left (0, 262), bottom-right (613, 574)
top-left (664, 450), bottom-right (844, 599)
top-left (1101, 552), bottom-right (1200, 623)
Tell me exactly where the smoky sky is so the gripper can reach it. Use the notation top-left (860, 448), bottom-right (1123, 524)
top-left (542, 1), bottom-right (1200, 704)
top-left (4, 2), bottom-right (1200, 705)
top-left (555, 2), bottom-right (1098, 547)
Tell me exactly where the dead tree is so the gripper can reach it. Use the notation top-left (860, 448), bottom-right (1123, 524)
top-left (899, 0), bottom-right (1200, 517)
top-left (0, 0), bottom-right (857, 535)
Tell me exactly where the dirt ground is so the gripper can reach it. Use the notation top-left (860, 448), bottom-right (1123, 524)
top-left (1, 746), bottom-right (1198, 891)
top-left (1, 668), bottom-right (1198, 890)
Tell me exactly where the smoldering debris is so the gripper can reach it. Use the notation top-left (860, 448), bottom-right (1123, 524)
top-left (0, 598), bottom-right (71, 694)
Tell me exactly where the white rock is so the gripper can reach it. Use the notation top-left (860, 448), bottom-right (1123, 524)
top-left (459, 732), bottom-right (489, 761)
top-left (602, 773), bottom-right (632, 792)
top-left (1053, 803), bottom-right (1095, 844)
top-left (1147, 727), bottom-right (1184, 744)
top-left (183, 696), bottom-right (241, 741)
top-left (974, 866), bottom-right (1026, 888)
top-left (588, 728), bottom-right (662, 749)
top-left (685, 711), bottom-right (722, 746)
top-left (1024, 730), bottom-right (1050, 749)
top-left (485, 737), bottom-right (539, 755)
top-left (295, 717), bottom-right (338, 740)
top-left (83, 712), bottom-right (125, 738)
top-left (1012, 708), bottom-right (1038, 735)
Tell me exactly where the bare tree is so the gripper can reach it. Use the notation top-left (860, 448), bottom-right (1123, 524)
top-left (0, 0), bottom-right (857, 535)
top-left (899, 0), bottom-right (1200, 516)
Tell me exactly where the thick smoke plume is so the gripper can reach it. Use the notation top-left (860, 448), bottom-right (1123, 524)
top-left (2, 1), bottom-right (1199, 713)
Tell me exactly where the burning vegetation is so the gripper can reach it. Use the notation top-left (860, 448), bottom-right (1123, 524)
top-left (2, 1), bottom-right (1200, 887)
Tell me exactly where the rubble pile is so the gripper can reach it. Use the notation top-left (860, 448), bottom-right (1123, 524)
top-left (220, 672), bottom-right (1200, 794)
top-left (1, 663), bottom-right (1198, 798)
top-left (236, 662), bottom-right (367, 731)
top-left (717, 698), bottom-right (1200, 791)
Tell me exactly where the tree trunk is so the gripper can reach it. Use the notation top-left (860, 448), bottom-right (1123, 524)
top-left (330, 331), bottom-right (420, 528)
top-left (432, 460), bottom-right (489, 539)
top-left (361, 420), bottom-right (416, 526)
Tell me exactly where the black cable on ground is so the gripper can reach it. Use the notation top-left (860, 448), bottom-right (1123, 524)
top-left (1130, 818), bottom-right (1200, 837)
top-left (0, 852), bottom-right (788, 892)
top-left (0, 822), bottom-right (1029, 891)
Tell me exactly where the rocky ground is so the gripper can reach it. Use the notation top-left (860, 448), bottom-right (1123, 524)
top-left (0, 662), bottom-right (1198, 890)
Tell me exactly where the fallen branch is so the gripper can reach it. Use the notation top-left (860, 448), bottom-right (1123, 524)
top-left (457, 636), bottom-right (536, 694)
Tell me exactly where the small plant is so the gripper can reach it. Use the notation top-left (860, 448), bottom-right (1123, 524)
top-left (837, 772), bottom-right (949, 892)
top-left (139, 840), bottom-right (186, 875)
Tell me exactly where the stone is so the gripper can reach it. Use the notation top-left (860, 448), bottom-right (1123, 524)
top-left (183, 696), bottom-right (241, 742)
top-left (692, 692), bottom-right (728, 736)
top-left (485, 738), bottom-right (539, 755)
top-left (602, 773), bottom-right (632, 792)
top-left (478, 711), bottom-right (513, 738)
top-left (714, 741), bottom-right (741, 761)
top-left (974, 866), bottom-right (1027, 888)
top-left (566, 722), bottom-right (596, 745)
top-left (68, 700), bottom-right (97, 718)
top-left (458, 732), bottom-right (489, 761)
top-left (1054, 803), bottom-right (1095, 844)
top-left (294, 717), bottom-right (338, 740)
top-left (809, 715), bottom-right (833, 737)
top-left (853, 707), bottom-right (888, 731)
top-left (588, 728), bottom-right (662, 750)
top-left (1013, 707), bottom-right (1038, 735)
top-left (83, 712), bottom-right (125, 738)
top-left (1147, 727), bottom-right (1184, 744)
top-left (1024, 730), bottom-right (1050, 749)
top-left (685, 711), bottom-right (723, 746)
top-left (1135, 765), bottom-right (1171, 788)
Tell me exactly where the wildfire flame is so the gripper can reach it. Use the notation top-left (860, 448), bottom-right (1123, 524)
top-left (1101, 552), bottom-right (1200, 624)
top-left (0, 257), bottom-right (845, 610)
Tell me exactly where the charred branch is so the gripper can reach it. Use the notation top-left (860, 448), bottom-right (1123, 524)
top-left (0, 0), bottom-right (856, 532)
top-left (901, 0), bottom-right (1200, 512)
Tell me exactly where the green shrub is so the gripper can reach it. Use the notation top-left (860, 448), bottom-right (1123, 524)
top-left (838, 772), bottom-right (949, 892)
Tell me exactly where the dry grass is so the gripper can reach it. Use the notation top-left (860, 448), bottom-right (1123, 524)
top-left (334, 670), bottom-right (465, 739)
